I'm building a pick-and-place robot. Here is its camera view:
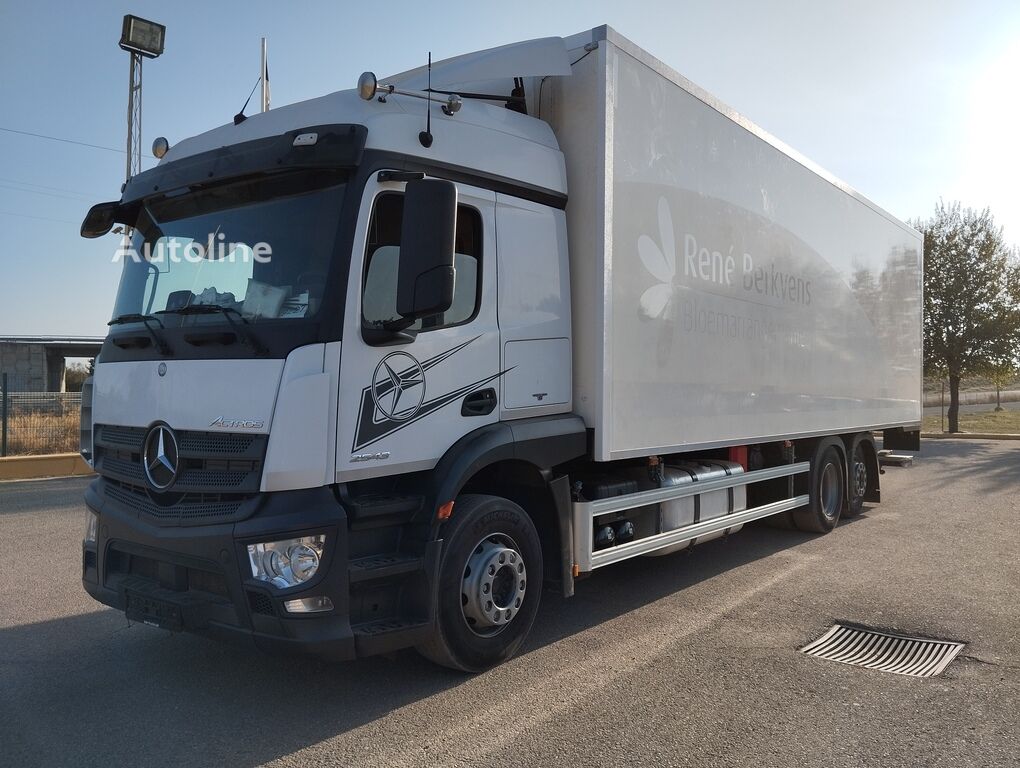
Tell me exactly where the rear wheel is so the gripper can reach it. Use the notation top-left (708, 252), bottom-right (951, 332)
top-left (793, 444), bottom-right (846, 533)
top-left (417, 494), bottom-right (543, 672)
top-left (845, 440), bottom-right (870, 518)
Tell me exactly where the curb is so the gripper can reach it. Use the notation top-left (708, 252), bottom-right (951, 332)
top-left (921, 432), bottom-right (1020, 441)
top-left (0, 453), bottom-right (95, 481)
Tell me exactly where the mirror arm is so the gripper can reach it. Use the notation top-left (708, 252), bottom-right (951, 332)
top-left (363, 325), bottom-right (418, 347)
top-left (382, 315), bottom-right (417, 332)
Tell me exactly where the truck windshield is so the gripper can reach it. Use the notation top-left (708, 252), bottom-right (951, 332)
top-left (111, 170), bottom-right (347, 325)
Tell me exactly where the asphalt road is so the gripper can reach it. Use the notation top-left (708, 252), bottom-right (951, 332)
top-left (1, 440), bottom-right (1018, 768)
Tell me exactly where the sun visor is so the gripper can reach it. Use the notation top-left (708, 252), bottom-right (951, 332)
top-left (119, 124), bottom-right (367, 204)
top-left (385, 36), bottom-right (571, 90)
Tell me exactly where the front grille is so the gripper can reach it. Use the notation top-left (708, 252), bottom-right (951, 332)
top-left (104, 480), bottom-right (250, 524)
top-left (189, 568), bottom-right (229, 597)
top-left (93, 423), bottom-right (267, 524)
top-left (99, 424), bottom-right (147, 448)
top-left (102, 454), bottom-right (145, 484)
top-left (97, 424), bottom-right (262, 455)
top-left (175, 465), bottom-right (257, 490)
top-left (178, 432), bottom-right (260, 455)
top-left (106, 546), bottom-right (230, 599)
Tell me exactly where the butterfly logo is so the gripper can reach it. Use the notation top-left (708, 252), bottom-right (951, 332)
top-left (638, 197), bottom-right (677, 319)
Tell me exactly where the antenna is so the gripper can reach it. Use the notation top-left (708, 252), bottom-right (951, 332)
top-left (234, 77), bottom-right (261, 125)
top-left (418, 52), bottom-right (433, 148)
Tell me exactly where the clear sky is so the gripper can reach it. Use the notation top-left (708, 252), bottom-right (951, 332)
top-left (1, 0), bottom-right (1017, 337)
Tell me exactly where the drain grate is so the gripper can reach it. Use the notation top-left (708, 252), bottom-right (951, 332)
top-left (800, 624), bottom-right (965, 678)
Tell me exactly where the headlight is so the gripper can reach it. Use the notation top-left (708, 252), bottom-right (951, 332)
top-left (247, 535), bottom-right (326, 589)
top-left (84, 511), bottom-right (98, 544)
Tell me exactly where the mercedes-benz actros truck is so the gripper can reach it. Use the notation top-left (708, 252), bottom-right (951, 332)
top-left (79, 25), bottom-right (922, 671)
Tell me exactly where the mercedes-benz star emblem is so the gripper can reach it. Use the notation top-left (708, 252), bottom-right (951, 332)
top-left (371, 352), bottom-right (426, 422)
top-left (143, 424), bottom-right (179, 491)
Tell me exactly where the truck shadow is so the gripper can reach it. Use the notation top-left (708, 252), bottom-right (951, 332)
top-left (893, 439), bottom-right (1020, 493)
top-left (1, 520), bottom-right (840, 768)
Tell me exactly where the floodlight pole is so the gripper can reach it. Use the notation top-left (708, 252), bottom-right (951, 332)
top-left (125, 51), bottom-right (143, 182)
top-left (260, 37), bottom-right (269, 112)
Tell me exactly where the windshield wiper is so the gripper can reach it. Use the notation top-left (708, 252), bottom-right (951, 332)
top-left (108, 313), bottom-right (172, 354)
top-left (156, 305), bottom-right (269, 356)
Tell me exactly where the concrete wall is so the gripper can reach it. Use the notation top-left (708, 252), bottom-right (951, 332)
top-left (0, 339), bottom-right (102, 392)
top-left (0, 342), bottom-right (51, 391)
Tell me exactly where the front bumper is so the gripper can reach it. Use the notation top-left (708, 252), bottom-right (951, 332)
top-left (82, 478), bottom-right (434, 661)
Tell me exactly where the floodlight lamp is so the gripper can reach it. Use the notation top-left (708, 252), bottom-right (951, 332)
top-left (119, 15), bottom-right (165, 58)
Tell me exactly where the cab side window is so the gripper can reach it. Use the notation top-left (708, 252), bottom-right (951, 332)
top-left (362, 192), bottom-right (482, 332)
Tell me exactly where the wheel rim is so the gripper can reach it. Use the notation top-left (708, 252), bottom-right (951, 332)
top-left (853, 449), bottom-right (868, 500)
top-left (461, 533), bottom-right (527, 637)
top-left (820, 462), bottom-right (841, 519)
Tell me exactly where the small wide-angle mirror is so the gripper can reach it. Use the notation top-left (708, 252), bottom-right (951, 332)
top-left (152, 136), bottom-right (170, 158)
top-left (80, 201), bottom-right (121, 239)
top-left (396, 179), bottom-right (457, 321)
top-left (358, 72), bottom-right (378, 101)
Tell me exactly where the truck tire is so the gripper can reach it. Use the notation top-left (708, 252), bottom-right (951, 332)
top-left (792, 444), bottom-right (846, 533)
top-left (417, 494), bottom-right (543, 672)
top-left (844, 438), bottom-right (870, 518)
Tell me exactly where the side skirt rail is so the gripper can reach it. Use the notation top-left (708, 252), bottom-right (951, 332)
top-left (573, 461), bottom-right (810, 571)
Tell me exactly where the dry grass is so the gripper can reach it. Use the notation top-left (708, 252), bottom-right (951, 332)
top-left (923, 375), bottom-right (1020, 394)
top-left (4, 411), bottom-right (79, 456)
top-left (922, 408), bottom-right (1020, 435)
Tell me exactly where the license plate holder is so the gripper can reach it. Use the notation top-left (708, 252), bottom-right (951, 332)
top-left (125, 590), bottom-right (184, 632)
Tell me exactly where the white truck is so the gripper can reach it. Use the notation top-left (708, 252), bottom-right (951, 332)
top-left (79, 25), bottom-right (922, 671)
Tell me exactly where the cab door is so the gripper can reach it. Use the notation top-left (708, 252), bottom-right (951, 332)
top-left (336, 176), bottom-right (499, 481)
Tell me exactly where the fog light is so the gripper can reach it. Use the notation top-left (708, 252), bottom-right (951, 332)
top-left (84, 511), bottom-right (98, 544)
top-left (247, 535), bottom-right (326, 589)
top-left (284, 596), bottom-right (334, 614)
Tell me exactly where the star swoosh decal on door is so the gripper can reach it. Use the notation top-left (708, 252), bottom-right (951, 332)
top-left (351, 336), bottom-right (511, 451)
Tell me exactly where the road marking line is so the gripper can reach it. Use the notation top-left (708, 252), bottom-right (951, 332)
top-left (330, 551), bottom-right (816, 768)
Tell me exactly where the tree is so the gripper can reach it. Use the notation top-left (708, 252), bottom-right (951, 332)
top-left (917, 202), bottom-right (1020, 432)
top-left (978, 358), bottom-right (1017, 411)
top-left (64, 362), bottom-right (91, 392)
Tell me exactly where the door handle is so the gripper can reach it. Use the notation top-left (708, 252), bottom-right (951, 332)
top-left (462, 388), bottom-right (497, 417)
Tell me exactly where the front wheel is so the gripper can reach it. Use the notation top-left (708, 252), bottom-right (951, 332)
top-left (417, 494), bottom-right (543, 672)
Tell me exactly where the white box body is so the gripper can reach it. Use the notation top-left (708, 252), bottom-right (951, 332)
top-left (546, 27), bottom-right (923, 461)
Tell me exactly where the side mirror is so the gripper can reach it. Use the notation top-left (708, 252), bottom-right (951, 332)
top-left (80, 201), bottom-right (120, 239)
top-left (396, 179), bottom-right (457, 321)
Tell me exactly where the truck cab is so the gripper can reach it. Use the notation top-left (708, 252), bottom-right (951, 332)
top-left (81, 43), bottom-right (586, 669)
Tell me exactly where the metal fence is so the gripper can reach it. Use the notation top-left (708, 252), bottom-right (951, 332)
top-left (1, 374), bottom-right (82, 457)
